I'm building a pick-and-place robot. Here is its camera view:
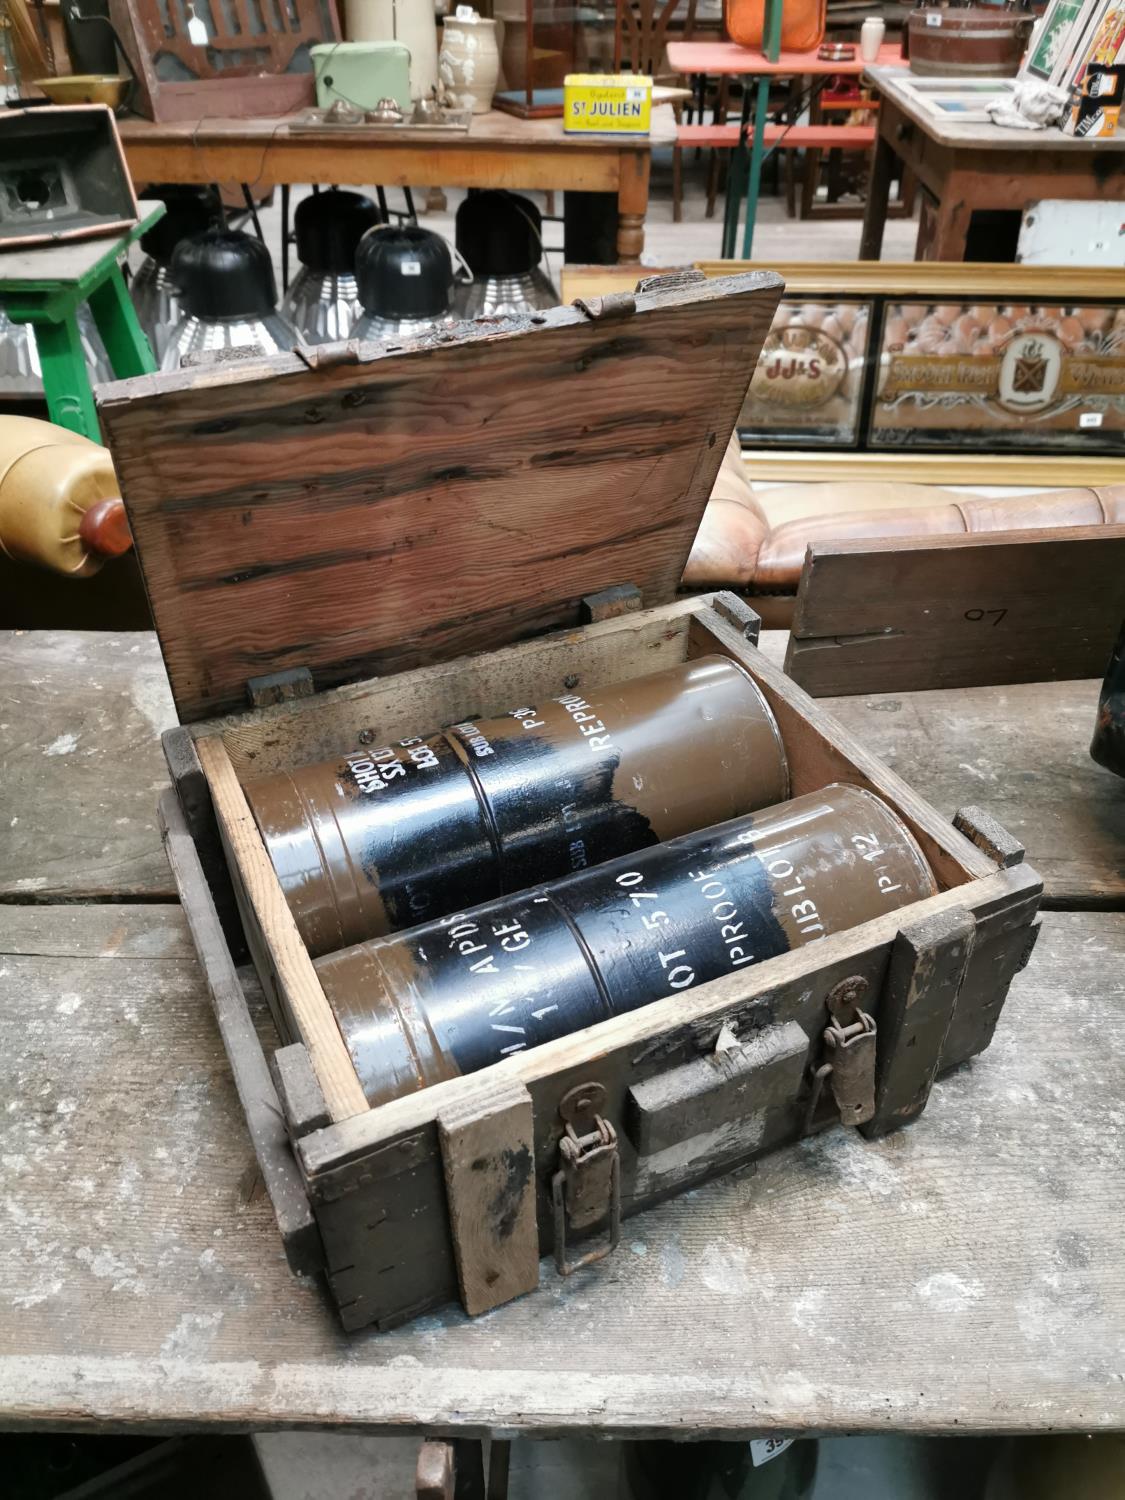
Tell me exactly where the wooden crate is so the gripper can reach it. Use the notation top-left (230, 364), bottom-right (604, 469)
top-left (98, 272), bottom-right (1041, 1331)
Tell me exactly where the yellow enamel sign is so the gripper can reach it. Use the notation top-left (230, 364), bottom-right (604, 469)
top-left (564, 74), bottom-right (653, 134)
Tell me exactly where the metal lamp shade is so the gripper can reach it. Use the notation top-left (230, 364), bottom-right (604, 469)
top-left (0, 303), bottom-right (112, 397)
top-left (353, 224), bottom-right (454, 342)
top-left (161, 227), bottom-right (301, 371)
top-left (453, 189), bottom-right (558, 320)
top-left (281, 190), bottom-right (383, 345)
top-left (130, 186), bottom-right (219, 364)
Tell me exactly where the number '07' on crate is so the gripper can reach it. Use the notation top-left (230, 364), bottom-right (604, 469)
top-left (96, 271), bottom-right (1042, 1332)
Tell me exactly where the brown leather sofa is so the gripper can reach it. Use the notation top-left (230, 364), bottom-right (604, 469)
top-left (685, 436), bottom-right (1125, 601)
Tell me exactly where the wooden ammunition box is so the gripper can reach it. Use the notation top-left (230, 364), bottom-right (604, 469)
top-left (98, 272), bottom-right (1042, 1332)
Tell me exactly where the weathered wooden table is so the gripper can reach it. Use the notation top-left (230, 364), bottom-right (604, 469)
top-left (117, 108), bottom-right (676, 266)
top-left (1, 629), bottom-right (1122, 1436)
top-left (859, 64), bottom-right (1125, 261)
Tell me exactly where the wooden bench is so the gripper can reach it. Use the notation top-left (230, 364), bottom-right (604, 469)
top-left (677, 123), bottom-right (876, 150)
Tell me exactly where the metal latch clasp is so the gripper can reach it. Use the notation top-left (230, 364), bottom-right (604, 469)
top-left (551, 1083), bottom-right (621, 1277)
top-left (803, 975), bottom-right (878, 1132)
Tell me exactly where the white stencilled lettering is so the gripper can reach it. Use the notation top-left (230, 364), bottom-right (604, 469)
top-left (510, 706), bottom-right (545, 731)
top-left (689, 866), bottom-right (757, 968)
top-left (452, 721), bottom-right (495, 758)
top-left (556, 692), bottom-right (620, 756)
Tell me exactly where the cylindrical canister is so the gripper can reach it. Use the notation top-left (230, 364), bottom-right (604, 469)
top-left (244, 657), bottom-right (789, 957)
top-left (316, 783), bottom-right (938, 1107)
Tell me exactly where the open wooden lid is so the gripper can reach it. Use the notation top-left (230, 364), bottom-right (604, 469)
top-left (99, 270), bottom-right (782, 723)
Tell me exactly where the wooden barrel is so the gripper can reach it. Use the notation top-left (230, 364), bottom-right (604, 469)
top-left (907, 8), bottom-right (1034, 77)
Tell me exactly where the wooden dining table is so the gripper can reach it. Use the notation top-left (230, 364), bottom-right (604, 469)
top-left (859, 64), bottom-right (1125, 261)
top-left (117, 107), bottom-right (677, 265)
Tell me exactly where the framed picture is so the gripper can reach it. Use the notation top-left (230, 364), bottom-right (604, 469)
top-left (691, 263), bottom-right (1125, 460)
top-left (868, 297), bottom-right (1125, 453)
top-left (1023, 0), bottom-right (1099, 84)
top-left (736, 297), bottom-right (874, 448)
top-left (899, 75), bottom-right (1017, 122)
top-left (1064, 0), bottom-right (1125, 93)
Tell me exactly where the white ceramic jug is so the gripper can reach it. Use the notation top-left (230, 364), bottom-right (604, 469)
top-left (439, 7), bottom-right (500, 114)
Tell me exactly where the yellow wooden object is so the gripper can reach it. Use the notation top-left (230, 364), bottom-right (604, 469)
top-left (563, 74), bottom-right (652, 134)
top-left (0, 416), bottom-right (122, 577)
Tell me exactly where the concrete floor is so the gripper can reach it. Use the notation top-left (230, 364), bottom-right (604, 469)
top-left (254, 1431), bottom-right (1004, 1499)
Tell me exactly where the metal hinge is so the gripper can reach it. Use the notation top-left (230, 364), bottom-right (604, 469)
top-left (551, 1082), bottom-right (621, 1277)
top-left (803, 975), bottom-right (878, 1133)
top-left (572, 292), bottom-right (637, 323)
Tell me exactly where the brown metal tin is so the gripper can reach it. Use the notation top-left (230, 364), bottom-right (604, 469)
top-left (244, 656), bottom-right (789, 956)
top-left (316, 783), bottom-right (938, 1107)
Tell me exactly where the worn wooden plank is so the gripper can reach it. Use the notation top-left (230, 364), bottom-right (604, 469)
top-left (861, 910), bottom-right (975, 1139)
top-left (160, 790), bottom-right (323, 1276)
top-left (97, 272), bottom-right (783, 722)
top-left (437, 1083), bottom-right (540, 1318)
top-left (0, 901), bottom-right (193, 958)
top-left (817, 670), bottom-right (1125, 910)
top-left (0, 905), bottom-right (1121, 1434)
top-left (784, 528), bottom-right (1125, 697)
top-left (194, 736), bottom-right (369, 1124)
top-left (209, 598), bottom-right (700, 780)
top-left (0, 630), bottom-right (176, 901)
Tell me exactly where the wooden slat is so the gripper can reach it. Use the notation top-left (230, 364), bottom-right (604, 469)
top-left (738, 451), bottom-right (1125, 485)
top-left (437, 1082), bottom-right (540, 1317)
top-left (194, 736), bottom-right (369, 1123)
top-left (160, 789), bottom-right (323, 1274)
top-left (208, 596), bottom-right (701, 779)
top-left (97, 271), bottom-right (782, 722)
top-left (784, 527), bottom-right (1125, 697)
top-left (677, 124), bottom-right (875, 149)
top-left (694, 260), bottom-right (1125, 300)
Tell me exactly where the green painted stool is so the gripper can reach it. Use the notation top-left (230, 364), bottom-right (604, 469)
top-left (0, 199), bottom-right (165, 440)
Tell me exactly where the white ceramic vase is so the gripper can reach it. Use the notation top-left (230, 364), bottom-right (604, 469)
top-left (439, 9), bottom-right (500, 114)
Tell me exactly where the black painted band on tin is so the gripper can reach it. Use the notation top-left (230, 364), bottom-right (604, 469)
top-left (318, 784), bottom-right (940, 1106)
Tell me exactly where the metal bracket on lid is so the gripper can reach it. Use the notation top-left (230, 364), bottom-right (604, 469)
top-left (802, 975), bottom-right (878, 1133)
top-left (572, 291), bottom-right (637, 323)
top-left (580, 583), bottom-right (643, 623)
top-left (294, 338), bottom-right (386, 371)
top-left (634, 269), bottom-right (708, 295)
top-left (551, 1082), bottom-right (621, 1277)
